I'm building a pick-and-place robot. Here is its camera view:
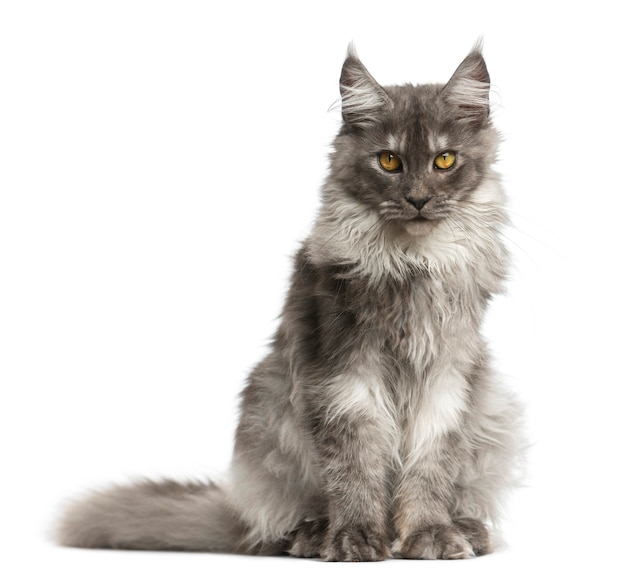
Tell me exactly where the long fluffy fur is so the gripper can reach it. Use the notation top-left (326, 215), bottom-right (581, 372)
top-left (57, 45), bottom-right (524, 561)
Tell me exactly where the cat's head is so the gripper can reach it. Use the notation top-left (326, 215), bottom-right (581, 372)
top-left (328, 43), bottom-right (500, 238)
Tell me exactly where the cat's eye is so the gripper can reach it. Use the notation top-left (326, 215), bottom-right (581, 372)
top-left (434, 151), bottom-right (456, 170)
top-left (378, 151), bottom-right (403, 173)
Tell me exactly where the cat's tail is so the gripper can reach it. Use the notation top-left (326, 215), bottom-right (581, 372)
top-left (56, 479), bottom-right (279, 554)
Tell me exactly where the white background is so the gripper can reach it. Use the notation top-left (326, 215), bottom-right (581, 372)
top-left (1, 1), bottom-right (624, 580)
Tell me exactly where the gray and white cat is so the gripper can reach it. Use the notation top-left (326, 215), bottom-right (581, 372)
top-left (57, 44), bottom-right (523, 561)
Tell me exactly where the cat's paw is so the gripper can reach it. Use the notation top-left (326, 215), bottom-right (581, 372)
top-left (453, 517), bottom-right (492, 556)
top-left (392, 520), bottom-right (490, 560)
top-left (288, 519), bottom-right (328, 558)
top-left (321, 526), bottom-right (390, 562)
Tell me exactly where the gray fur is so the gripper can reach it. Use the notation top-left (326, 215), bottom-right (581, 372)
top-left (57, 45), bottom-right (524, 561)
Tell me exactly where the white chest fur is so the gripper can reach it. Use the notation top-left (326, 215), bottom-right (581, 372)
top-left (400, 364), bottom-right (469, 466)
top-left (324, 341), bottom-right (470, 471)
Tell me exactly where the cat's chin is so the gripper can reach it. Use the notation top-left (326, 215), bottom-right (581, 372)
top-left (401, 217), bottom-right (439, 238)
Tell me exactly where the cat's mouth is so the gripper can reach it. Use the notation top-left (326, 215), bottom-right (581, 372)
top-left (378, 199), bottom-right (444, 225)
top-left (407, 210), bottom-right (444, 224)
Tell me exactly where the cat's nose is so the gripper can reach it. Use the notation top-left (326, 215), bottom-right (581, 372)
top-left (406, 196), bottom-right (432, 211)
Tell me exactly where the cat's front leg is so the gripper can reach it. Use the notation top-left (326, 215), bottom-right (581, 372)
top-left (391, 435), bottom-right (491, 559)
top-left (304, 374), bottom-right (392, 562)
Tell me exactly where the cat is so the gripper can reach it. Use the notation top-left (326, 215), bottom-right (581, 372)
top-left (56, 42), bottom-right (524, 561)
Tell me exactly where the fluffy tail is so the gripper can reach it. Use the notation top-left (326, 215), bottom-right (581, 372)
top-left (56, 479), bottom-right (280, 554)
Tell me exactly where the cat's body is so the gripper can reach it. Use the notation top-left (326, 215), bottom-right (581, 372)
top-left (57, 44), bottom-right (523, 561)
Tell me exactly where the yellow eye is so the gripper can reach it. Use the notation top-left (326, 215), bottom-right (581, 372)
top-left (378, 151), bottom-right (402, 172)
top-left (434, 151), bottom-right (456, 170)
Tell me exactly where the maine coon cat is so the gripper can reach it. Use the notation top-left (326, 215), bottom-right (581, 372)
top-left (57, 43), bottom-right (523, 561)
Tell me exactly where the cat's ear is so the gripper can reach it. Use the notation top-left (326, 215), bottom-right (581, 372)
top-left (442, 45), bottom-right (490, 127)
top-left (340, 44), bottom-right (390, 128)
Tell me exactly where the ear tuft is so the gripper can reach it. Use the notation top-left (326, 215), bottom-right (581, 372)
top-left (442, 46), bottom-right (491, 126)
top-left (339, 44), bottom-right (390, 128)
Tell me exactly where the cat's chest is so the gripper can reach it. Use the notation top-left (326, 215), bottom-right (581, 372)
top-left (371, 278), bottom-right (478, 465)
top-left (363, 274), bottom-right (478, 365)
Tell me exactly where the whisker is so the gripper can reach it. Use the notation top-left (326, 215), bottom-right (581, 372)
top-left (469, 199), bottom-right (572, 263)
top-left (505, 224), bottom-right (572, 264)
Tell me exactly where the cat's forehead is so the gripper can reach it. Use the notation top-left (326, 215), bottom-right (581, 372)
top-left (382, 84), bottom-right (453, 152)
top-left (383, 126), bottom-right (450, 156)
top-left (385, 83), bottom-right (442, 111)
